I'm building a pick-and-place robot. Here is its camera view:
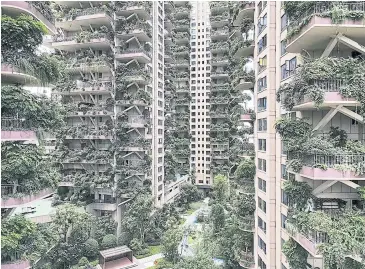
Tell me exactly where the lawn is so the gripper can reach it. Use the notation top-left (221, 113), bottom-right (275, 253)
top-left (184, 201), bottom-right (205, 215)
top-left (135, 245), bottom-right (162, 259)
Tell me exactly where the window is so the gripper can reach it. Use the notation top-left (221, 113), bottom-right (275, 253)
top-left (281, 213), bottom-right (287, 229)
top-left (281, 164), bottom-right (287, 180)
top-left (281, 56), bottom-right (297, 80)
top-left (258, 197), bottom-right (266, 213)
top-left (257, 97), bottom-right (267, 112)
top-left (258, 56), bottom-right (267, 72)
top-left (258, 76), bottom-right (267, 92)
top-left (258, 256), bottom-right (267, 269)
top-left (281, 13), bottom-right (288, 31)
top-left (258, 158), bottom-right (266, 172)
top-left (281, 189), bottom-right (289, 206)
top-left (281, 40), bottom-right (287, 56)
top-left (258, 236), bottom-right (267, 254)
top-left (258, 139), bottom-right (266, 151)
top-left (257, 13), bottom-right (267, 34)
top-left (258, 216), bottom-right (267, 233)
top-left (258, 34), bottom-right (267, 53)
top-left (258, 177), bottom-right (266, 192)
top-left (258, 118), bottom-right (267, 131)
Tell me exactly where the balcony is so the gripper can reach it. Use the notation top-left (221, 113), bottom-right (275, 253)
top-left (52, 31), bottom-right (110, 51)
top-left (55, 7), bottom-right (112, 31)
top-left (239, 251), bottom-right (254, 269)
top-left (1, 187), bottom-right (54, 208)
top-left (210, 13), bottom-right (230, 27)
top-left (173, 7), bottom-right (190, 19)
top-left (291, 230), bottom-right (327, 257)
top-left (210, 1), bottom-right (230, 14)
top-left (2, 1), bottom-right (56, 33)
top-left (240, 113), bottom-right (254, 122)
top-left (210, 41), bottom-right (229, 53)
top-left (115, 47), bottom-right (151, 64)
top-left (211, 57), bottom-right (229, 67)
top-left (65, 58), bottom-right (111, 73)
top-left (292, 79), bottom-right (359, 110)
top-left (298, 154), bottom-right (365, 180)
top-left (174, 32), bottom-right (189, 44)
top-left (116, 21), bottom-right (152, 42)
top-left (211, 83), bottom-right (230, 92)
top-left (211, 28), bottom-right (229, 40)
top-left (115, 160), bottom-right (149, 175)
top-left (115, 1), bottom-right (151, 19)
top-left (171, 59), bottom-right (189, 68)
top-left (1, 64), bottom-right (38, 85)
top-left (175, 18), bottom-right (190, 32)
top-left (53, 80), bottom-right (112, 95)
top-left (210, 123), bottom-right (230, 132)
top-left (87, 198), bottom-right (117, 211)
top-left (211, 70), bottom-right (229, 79)
top-left (176, 99), bottom-right (190, 106)
top-left (119, 69), bottom-right (151, 84)
top-left (210, 111), bottom-right (229, 118)
top-left (232, 69), bottom-right (255, 91)
top-left (64, 126), bottom-right (113, 140)
top-left (230, 31), bottom-right (255, 58)
top-left (286, 2), bottom-right (365, 53)
top-left (210, 96), bottom-right (230, 105)
top-left (232, 2), bottom-right (255, 26)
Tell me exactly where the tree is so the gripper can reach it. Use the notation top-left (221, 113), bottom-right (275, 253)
top-left (212, 174), bottom-right (229, 204)
top-left (121, 194), bottom-right (153, 244)
top-left (176, 183), bottom-right (202, 209)
top-left (1, 215), bottom-right (36, 261)
top-left (101, 234), bottom-right (117, 250)
top-left (93, 216), bottom-right (117, 243)
top-left (161, 227), bottom-right (182, 264)
top-left (234, 159), bottom-right (255, 182)
top-left (173, 253), bottom-right (221, 269)
top-left (83, 238), bottom-right (99, 259)
top-left (210, 204), bottom-right (225, 234)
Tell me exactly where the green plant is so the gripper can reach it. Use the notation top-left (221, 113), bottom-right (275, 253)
top-left (283, 180), bottom-right (312, 210)
top-left (101, 234), bottom-right (117, 250)
top-left (282, 238), bottom-right (310, 269)
top-left (83, 239), bottom-right (99, 259)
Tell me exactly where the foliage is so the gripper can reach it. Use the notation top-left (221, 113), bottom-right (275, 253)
top-left (1, 215), bottom-right (36, 261)
top-left (161, 227), bottom-right (182, 264)
top-left (1, 143), bottom-right (60, 197)
top-left (175, 183), bottom-right (203, 209)
top-left (93, 216), bottom-right (117, 243)
top-left (172, 253), bottom-right (221, 269)
top-left (284, 2), bottom-right (365, 41)
top-left (101, 234), bottom-right (117, 250)
top-left (277, 57), bottom-right (365, 114)
top-left (121, 194), bottom-right (153, 244)
top-left (234, 159), bottom-right (255, 183)
top-left (2, 86), bottom-right (65, 131)
top-left (329, 126), bottom-right (348, 148)
top-left (83, 239), bottom-right (99, 259)
top-left (210, 204), bottom-right (226, 234)
top-left (283, 180), bottom-right (312, 210)
top-left (282, 238), bottom-right (310, 269)
top-left (212, 174), bottom-right (229, 204)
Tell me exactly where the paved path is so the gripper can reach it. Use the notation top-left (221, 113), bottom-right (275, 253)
top-left (138, 253), bottom-right (164, 268)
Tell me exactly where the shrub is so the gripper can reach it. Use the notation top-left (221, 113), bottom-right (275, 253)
top-left (101, 234), bottom-right (117, 250)
top-left (77, 257), bottom-right (89, 267)
top-left (83, 238), bottom-right (99, 258)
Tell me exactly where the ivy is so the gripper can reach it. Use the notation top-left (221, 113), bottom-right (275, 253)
top-left (283, 180), bottom-right (312, 210)
top-left (277, 57), bottom-right (365, 115)
top-left (282, 238), bottom-right (310, 269)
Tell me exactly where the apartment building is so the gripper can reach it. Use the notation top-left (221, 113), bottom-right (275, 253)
top-left (51, 1), bottom-right (168, 232)
top-left (254, 1), bottom-right (365, 269)
top-left (1, 1), bottom-right (57, 217)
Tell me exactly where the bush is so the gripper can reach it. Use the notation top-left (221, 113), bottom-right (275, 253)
top-left (129, 238), bottom-right (144, 253)
top-left (78, 257), bottom-right (89, 267)
top-left (196, 212), bottom-right (206, 223)
top-left (118, 232), bottom-right (132, 246)
top-left (101, 234), bottom-right (117, 250)
top-left (83, 238), bottom-right (99, 258)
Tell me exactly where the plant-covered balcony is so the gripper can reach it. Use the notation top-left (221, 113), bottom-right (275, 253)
top-left (1, 143), bottom-right (59, 199)
top-left (115, 64), bottom-right (151, 83)
top-left (117, 137), bottom-right (151, 150)
top-left (277, 57), bottom-right (365, 112)
top-left (65, 53), bottom-right (112, 72)
top-left (172, 6), bottom-right (190, 19)
top-left (27, 1), bottom-right (54, 23)
top-left (176, 99), bottom-right (190, 106)
top-left (211, 26), bottom-right (229, 39)
top-left (114, 1), bottom-right (152, 15)
top-left (175, 18), bottom-right (190, 31)
top-left (230, 35), bottom-right (254, 58)
top-left (210, 123), bottom-right (230, 132)
top-left (53, 80), bottom-right (112, 94)
top-left (115, 16), bottom-right (152, 40)
top-left (2, 14), bottom-right (64, 84)
top-left (284, 1), bottom-right (365, 45)
top-left (52, 26), bottom-right (112, 44)
top-left (175, 71), bottom-right (189, 81)
top-left (64, 101), bottom-right (113, 116)
top-left (115, 88), bottom-right (152, 106)
top-left (171, 45), bottom-right (190, 55)
top-left (212, 54), bottom-right (229, 66)
top-left (232, 2), bottom-right (255, 26)
top-left (211, 67), bottom-right (229, 78)
top-left (116, 42), bottom-right (151, 62)
top-left (115, 156), bottom-right (151, 176)
top-left (173, 32), bottom-right (190, 42)
top-left (57, 145), bottom-right (113, 164)
top-left (210, 163), bottom-right (230, 175)
top-left (63, 124), bottom-right (113, 139)
top-left (1, 85), bottom-right (65, 132)
top-left (54, 4), bottom-right (111, 22)
top-left (61, 172), bottom-right (112, 188)
top-left (210, 11), bottom-right (230, 26)
top-left (211, 41), bottom-right (229, 52)
top-left (275, 117), bottom-right (365, 176)
top-left (239, 251), bottom-right (254, 269)
top-left (211, 83), bottom-right (231, 92)
top-left (210, 96), bottom-right (230, 105)
top-left (210, 1), bottom-right (230, 13)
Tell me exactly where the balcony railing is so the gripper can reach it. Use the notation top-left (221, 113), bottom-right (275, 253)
top-left (1, 117), bottom-right (32, 130)
top-left (93, 198), bottom-right (116, 204)
top-left (304, 154), bottom-right (365, 170)
top-left (288, 2), bottom-right (365, 33)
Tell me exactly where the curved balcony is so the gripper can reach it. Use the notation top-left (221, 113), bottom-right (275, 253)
top-left (115, 47), bottom-right (151, 64)
top-left (286, 2), bottom-right (365, 53)
top-left (53, 80), bottom-right (112, 95)
top-left (52, 33), bottom-right (111, 51)
top-left (1, 64), bottom-right (38, 85)
top-left (210, 2), bottom-right (230, 13)
top-left (55, 7), bottom-right (112, 31)
top-left (115, 2), bottom-right (151, 19)
top-left (231, 31), bottom-right (255, 58)
top-left (211, 70), bottom-right (229, 79)
top-left (211, 28), bottom-right (229, 41)
top-left (210, 14), bottom-right (230, 27)
top-left (292, 79), bottom-right (359, 110)
top-left (211, 83), bottom-right (230, 93)
top-left (174, 32), bottom-right (190, 44)
top-left (210, 97), bottom-right (230, 105)
top-left (211, 41), bottom-right (229, 53)
top-left (64, 127), bottom-right (113, 140)
top-left (240, 113), bottom-right (254, 122)
top-left (65, 59), bottom-right (111, 73)
top-left (233, 2), bottom-right (255, 26)
top-left (211, 57), bottom-right (229, 67)
top-left (173, 7), bottom-right (190, 20)
top-left (296, 153), bottom-right (365, 180)
top-left (171, 59), bottom-right (189, 68)
top-left (1, 260), bottom-right (31, 269)
top-left (1, 1), bottom-right (56, 34)
top-left (1, 187), bottom-right (54, 208)
top-left (239, 252), bottom-right (254, 269)
top-left (87, 198), bottom-right (117, 211)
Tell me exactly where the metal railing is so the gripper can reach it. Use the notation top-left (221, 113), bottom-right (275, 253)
top-left (312, 79), bottom-right (344, 92)
top-left (93, 198), bottom-right (116, 204)
top-left (309, 154), bottom-right (365, 168)
top-left (1, 117), bottom-right (32, 130)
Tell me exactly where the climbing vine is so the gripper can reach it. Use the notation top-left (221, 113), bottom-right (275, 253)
top-left (282, 238), bottom-right (310, 269)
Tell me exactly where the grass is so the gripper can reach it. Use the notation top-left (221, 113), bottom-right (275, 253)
top-left (179, 218), bottom-right (186, 225)
top-left (188, 235), bottom-right (195, 245)
top-left (146, 258), bottom-right (165, 269)
top-left (183, 200), bottom-right (205, 216)
top-left (135, 245), bottom-right (162, 259)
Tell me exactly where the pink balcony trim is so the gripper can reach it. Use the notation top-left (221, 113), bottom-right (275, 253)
top-left (1, 260), bottom-right (31, 269)
top-left (300, 166), bottom-right (362, 180)
top-left (293, 232), bottom-right (320, 257)
top-left (240, 114), bottom-right (252, 121)
top-left (1, 131), bottom-right (38, 142)
top-left (1, 1), bottom-right (55, 34)
top-left (1, 188), bottom-right (54, 208)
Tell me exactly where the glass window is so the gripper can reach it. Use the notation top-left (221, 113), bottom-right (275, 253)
top-left (258, 256), bottom-right (267, 269)
top-left (281, 164), bottom-right (287, 180)
top-left (258, 236), bottom-right (267, 254)
top-left (281, 56), bottom-right (297, 80)
top-left (258, 139), bottom-right (267, 151)
top-left (281, 213), bottom-right (287, 229)
top-left (281, 189), bottom-right (289, 206)
top-left (258, 97), bottom-right (267, 112)
top-left (258, 197), bottom-right (267, 213)
top-left (258, 158), bottom-right (267, 172)
top-left (258, 76), bottom-right (267, 92)
top-left (281, 40), bottom-right (287, 56)
top-left (281, 13), bottom-right (288, 31)
top-left (258, 178), bottom-right (266, 192)
top-left (258, 34), bottom-right (267, 53)
top-left (258, 216), bottom-right (267, 233)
